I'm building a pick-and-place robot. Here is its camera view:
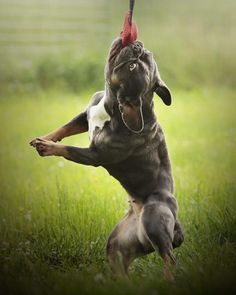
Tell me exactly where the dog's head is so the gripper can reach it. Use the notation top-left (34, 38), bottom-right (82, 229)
top-left (105, 38), bottom-right (171, 133)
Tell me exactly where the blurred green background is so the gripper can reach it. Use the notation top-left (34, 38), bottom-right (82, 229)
top-left (0, 0), bottom-right (235, 93)
top-left (0, 1), bottom-right (236, 295)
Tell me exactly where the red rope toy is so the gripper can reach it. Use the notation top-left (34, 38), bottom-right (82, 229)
top-left (121, 0), bottom-right (138, 47)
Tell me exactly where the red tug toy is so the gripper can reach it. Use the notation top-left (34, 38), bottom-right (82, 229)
top-left (121, 0), bottom-right (138, 47)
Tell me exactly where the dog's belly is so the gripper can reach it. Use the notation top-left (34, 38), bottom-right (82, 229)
top-left (104, 155), bottom-right (162, 199)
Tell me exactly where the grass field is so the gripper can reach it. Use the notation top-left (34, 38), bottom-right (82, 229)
top-left (0, 88), bottom-right (236, 294)
top-left (0, 0), bottom-right (236, 294)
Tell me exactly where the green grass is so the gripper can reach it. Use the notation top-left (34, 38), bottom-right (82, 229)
top-left (0, 87), bottom-right (236, 294)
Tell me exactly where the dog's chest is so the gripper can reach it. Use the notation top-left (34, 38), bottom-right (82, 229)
top-left (88, 95), bottom-right (111, 141)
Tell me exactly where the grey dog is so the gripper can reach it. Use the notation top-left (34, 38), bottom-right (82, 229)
top-left (31, 38), bottom-right (184, 277)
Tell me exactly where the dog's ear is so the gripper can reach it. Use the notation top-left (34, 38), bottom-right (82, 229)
top-left (119, 99), bottom-right (144, 133)
top-left (154, 80), bottom-right (172, 106)
top-left (153, 62), bottom-right (172, 106)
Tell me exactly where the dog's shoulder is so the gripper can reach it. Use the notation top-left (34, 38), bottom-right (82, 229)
top-left (87, 91), bottom-right (111, 141)
top-left (86, 91), bottom-right (105, 109)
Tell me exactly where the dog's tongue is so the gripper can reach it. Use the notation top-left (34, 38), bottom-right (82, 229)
top-left (121, 11), bottom-right (138, 47)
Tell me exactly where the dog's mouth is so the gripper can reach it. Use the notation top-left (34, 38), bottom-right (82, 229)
top-left (118, 97), bottom-right (144, 134)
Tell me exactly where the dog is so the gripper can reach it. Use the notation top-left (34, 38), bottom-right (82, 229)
top-left (30, 38), bottom-right (184, 277)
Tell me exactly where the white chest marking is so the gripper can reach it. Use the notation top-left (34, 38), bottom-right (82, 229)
top-left (88, 95), bottom-right (111, 141)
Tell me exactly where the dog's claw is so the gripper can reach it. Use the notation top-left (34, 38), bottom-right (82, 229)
top-left (30, 139), bottom-right (37, 147)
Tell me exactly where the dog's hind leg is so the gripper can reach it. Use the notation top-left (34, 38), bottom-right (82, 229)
top-left (106, 207), bottom-right (151, 276)
top-left (141, 200), bottom-right (176, 280)
top-left (173, 219), bottom-right (184, 249)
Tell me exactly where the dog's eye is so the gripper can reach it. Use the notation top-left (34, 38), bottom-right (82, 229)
top-left (129, 63), bottom-right (137, 71)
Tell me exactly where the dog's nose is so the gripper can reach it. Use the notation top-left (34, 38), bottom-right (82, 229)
top-left (132, 45), bottom-right (139, 52)
top-left (131, 43), bottom-right (142, 56)
top-left (132, 45), bottom-right (140, 56)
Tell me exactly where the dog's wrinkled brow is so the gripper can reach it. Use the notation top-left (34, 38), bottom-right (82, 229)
top-left (108, 38), bottom-right (123, 71)
top-left (107, 38), bottom-right (146, 74)
top-left (115, 44), bottom-right (144, 65)
top-left (113, 57), bottom-right (138, 72)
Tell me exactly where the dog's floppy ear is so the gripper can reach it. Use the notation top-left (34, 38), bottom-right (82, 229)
top-left (118, 99), bottom-right (144, 133)
top-left (154, 80), bottom-right (172, 106)
top-left (153, 62), bottom-right (172, 106)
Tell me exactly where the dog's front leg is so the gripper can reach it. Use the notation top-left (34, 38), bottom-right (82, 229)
top-left (30, 111), bottom-right (88, 147)
top-left (35, 138), bottom-right (131, 167)
top-left (35, 139), bottom-right (114, 167)
top-left (34, 139), bottom-right (68, 158)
